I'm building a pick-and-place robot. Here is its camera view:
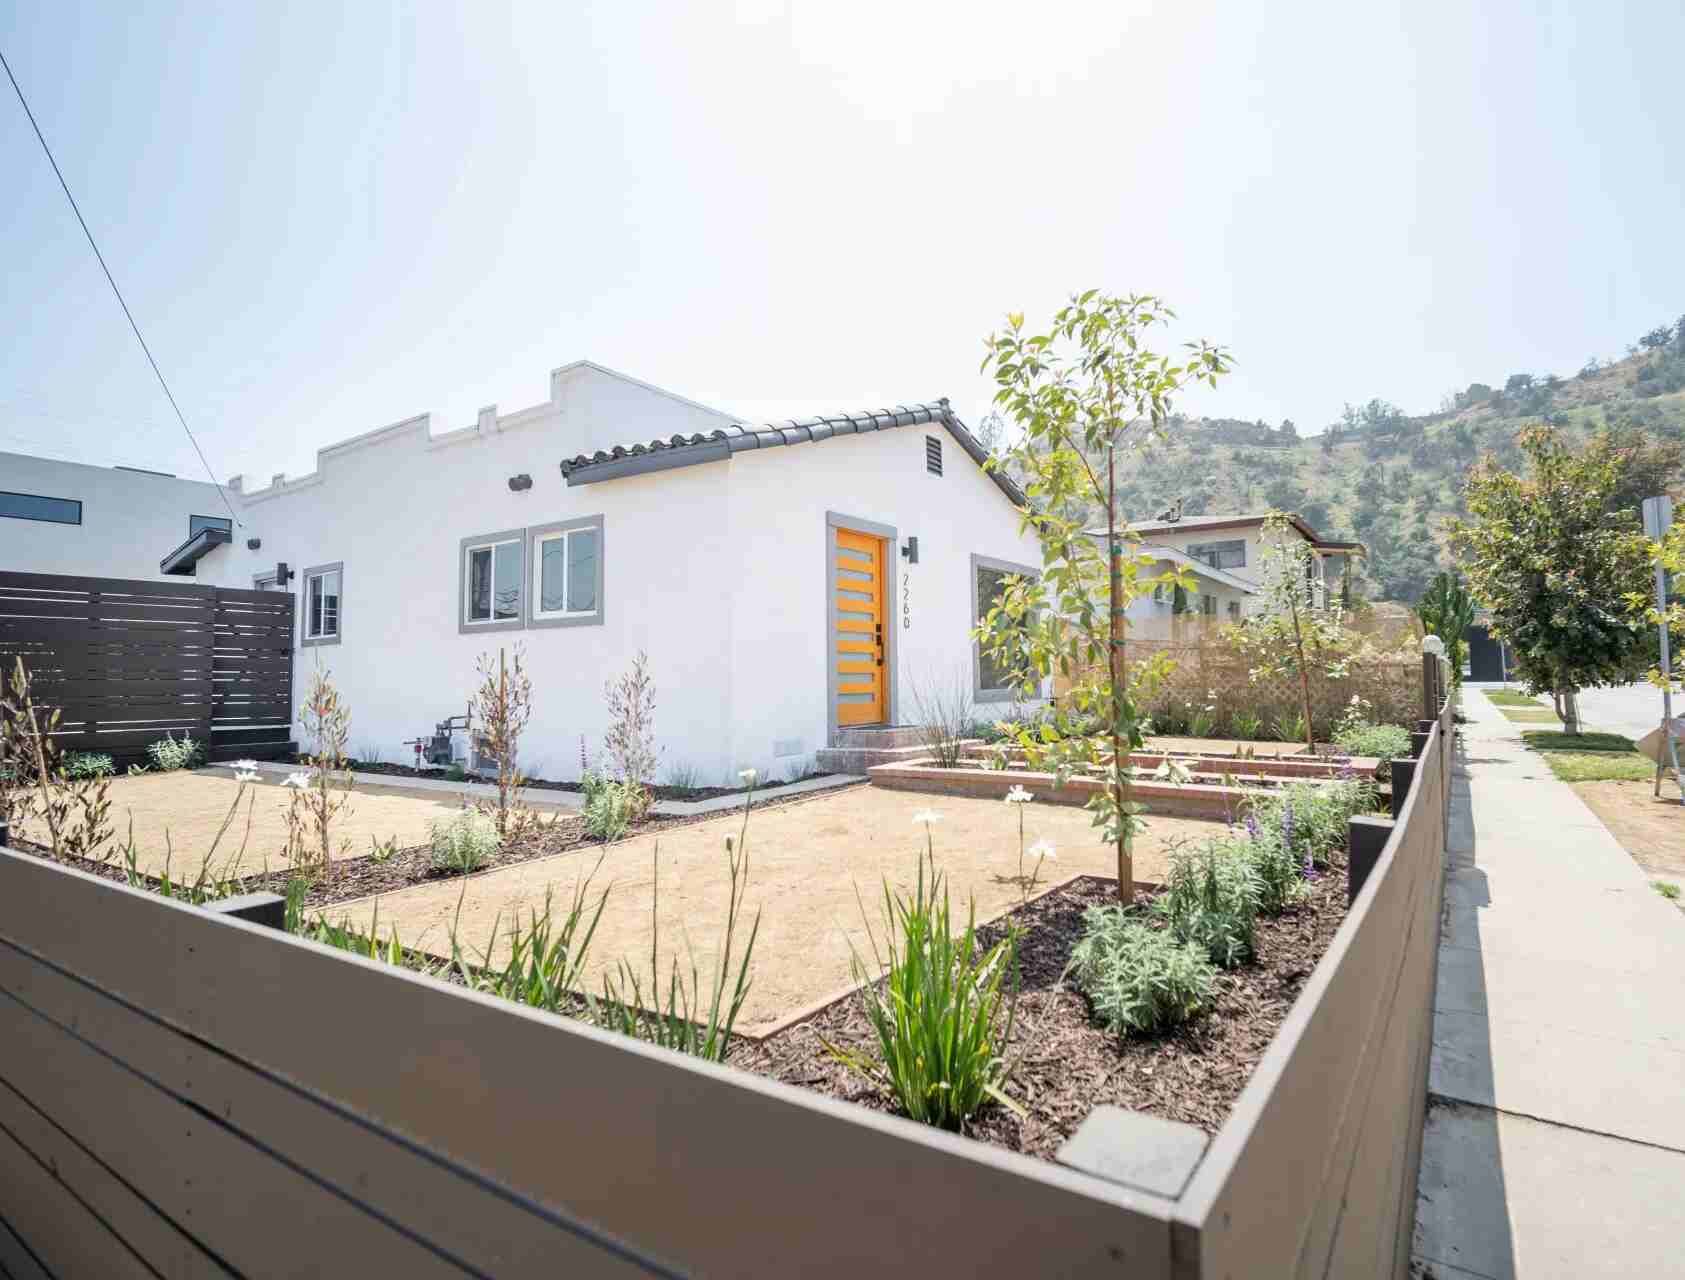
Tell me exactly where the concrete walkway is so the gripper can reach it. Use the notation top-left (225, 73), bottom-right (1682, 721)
top-left (1412, 687), bottom-right (1685, 1278)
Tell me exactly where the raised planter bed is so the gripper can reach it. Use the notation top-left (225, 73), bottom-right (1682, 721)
top-left (867, 757), bottom-right (1272, 820)
top-left (961, 743), bottom-right (1384, 782)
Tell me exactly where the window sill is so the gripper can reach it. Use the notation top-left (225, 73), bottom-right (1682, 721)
top-left (301, 633), bottom-right (341, 648)
top-left (529, 610), bottom-right (604, 630)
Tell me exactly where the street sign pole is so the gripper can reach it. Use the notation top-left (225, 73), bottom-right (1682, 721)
top-left (1641, 496), bottom-right (1682, 804)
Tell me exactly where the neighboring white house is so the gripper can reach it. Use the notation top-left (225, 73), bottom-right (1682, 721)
top-left (1, 361), bottom-right (1047, 783)
top-left (1114, 510), bottom-right (1365, 625)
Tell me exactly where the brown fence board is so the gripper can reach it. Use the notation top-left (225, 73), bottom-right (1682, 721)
top-left (1173, 687), bottom-right (1451, 1279)
top-left (0, 849), bottom-right (1174, 1277)
top-left (0, 570), bottom-right (293, 761)
top-left (0, 939), bottom-right (637, 1279)
top-left (0, 1103), bottom-right (153, 1279)
top-left (0, 1077), bottom-right (228, 1279)
top-left (0, 1214), bottom-right (53, 1280)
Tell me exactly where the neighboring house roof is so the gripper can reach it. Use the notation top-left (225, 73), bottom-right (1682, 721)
top-left (556, 399), bottom-right (1027, 507)
top-left (1125, 510), bottom-right (1365, 556)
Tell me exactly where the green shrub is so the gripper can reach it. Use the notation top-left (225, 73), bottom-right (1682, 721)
top-left (1231, 710), bottom-right (1263, 741)
top-left (827, 852), bottom-right (1021, 1130)
top-left (1228, 821), bottom-right (1306, 913)
top-left (428, 808), bottom-right (499, 873)
top-left (582, 778), bottom-right (635, 841)
top-left (1246, 778), bottom-right (1379, 874)
top-left (1150, 842), bottom-right (1261, 967)
top-left (147, 734), bottom-right (201, 772)
top-left (63, 752), bottom-right (114, 779)
top-left (1273, 711), bottom-right (1308, 744)
top-left (447, 866), bottom-right (609, 1015)
top-left (1333, 721), bottom-right (1411, 773)
top-left (1065, 906), bottom-right (1214, 1037)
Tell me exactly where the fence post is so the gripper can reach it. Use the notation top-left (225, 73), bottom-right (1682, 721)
top-left (1409, 728), bottom-right (1431, 759)
top-left (1421, 654), bottom-right (1436, 723)
top-left (204, 892), bottom-right (287, 930)
top-left (1389, 756), bottom-right (1418, 820)
top-left (1348, 814), bottom-right (1394, 905)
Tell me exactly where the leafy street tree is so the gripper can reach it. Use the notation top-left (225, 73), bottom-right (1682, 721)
top-left (977, 291), bottom-right (1229, 903)
top-left (1448, 426), bottom-right (1660, 734)
top-left (1236, 513), bottom-right (1347, 751)
top-left (1415, 571), bottom-right (1477, 686)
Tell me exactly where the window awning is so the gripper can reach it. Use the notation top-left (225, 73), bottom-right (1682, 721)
top-left (160, 526), bottom-right (232, 576)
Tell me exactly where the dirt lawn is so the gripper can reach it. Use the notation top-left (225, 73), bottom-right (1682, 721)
top-left (1144, 736), bottom-right (1310, 757)
top-left (1571, 779), bottom-right (1685, 890)
top-left (17, 771), bottom-right (466, 880)
top-left (326, 785), bottom-right (1220, 1035)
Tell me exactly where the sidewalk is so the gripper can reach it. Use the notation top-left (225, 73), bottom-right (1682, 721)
top-left (1411, 688), bottom-right (1685, 1278)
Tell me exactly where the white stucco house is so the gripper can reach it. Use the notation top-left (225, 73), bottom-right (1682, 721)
top-left (1115, 509), bottom-right (1364, 626)
top-left (1, 361), bottom-right (1048, 783)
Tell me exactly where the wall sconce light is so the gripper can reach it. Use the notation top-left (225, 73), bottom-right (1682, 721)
top-left (901, 536), bottom-right (919, 564)
top-left (246, 537), bottom-right (262, 551)
top-left (508, 474), bottom-right (533, 492)
top-left (274, 561), bottom-right (295, 585)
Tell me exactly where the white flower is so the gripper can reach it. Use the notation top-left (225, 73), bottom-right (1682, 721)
top-left (739, 768), bottom-right (758, 784)
top-left (911, 809), bottom-right (943, 826)
top-left (234, 769), bottom-right (260, 784)
top-left (1003, 785), bottom-right (1034, 805)
top-left (281, 771), bottom-right (313, 789)
top-left (1028, 840), bottom-right (1057, 861)
top-left (230, 758), bottom-right (261, 772)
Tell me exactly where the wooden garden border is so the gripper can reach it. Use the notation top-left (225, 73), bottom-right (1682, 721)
top-left (0, 673), bottom-right (1452, 1277)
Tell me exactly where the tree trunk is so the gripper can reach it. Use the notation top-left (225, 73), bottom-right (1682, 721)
top-left (1288, 597), bottom-right (1316, 752)
top-left (1562, 688), bottom-right (1580, 736)
top-left (1107, 447), bottom-right (1132, 905)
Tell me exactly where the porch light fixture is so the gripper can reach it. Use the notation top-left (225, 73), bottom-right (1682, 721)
top-left (901, 536), bottom-right (919, 564)
top-left (246, 537), bottom-right (262, 551)
top-left (508, 474), bottom-right (533, 492)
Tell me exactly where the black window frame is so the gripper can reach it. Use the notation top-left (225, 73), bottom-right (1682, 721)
top-left (0, 490), bottom-right (82, 526)
top-left (190, 514), bottom-right (234, 538)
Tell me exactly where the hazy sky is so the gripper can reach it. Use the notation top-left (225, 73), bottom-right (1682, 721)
top-left (2, 1), bottom-right (1681, 486)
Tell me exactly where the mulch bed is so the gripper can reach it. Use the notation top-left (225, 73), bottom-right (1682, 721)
top-left (6, 781), bottom-right (864, 911)
top-left (730, 857), bottom-right (1349, 1160)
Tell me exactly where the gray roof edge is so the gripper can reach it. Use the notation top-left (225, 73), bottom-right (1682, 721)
top-left (558, 398), bottom-right (1028, 510)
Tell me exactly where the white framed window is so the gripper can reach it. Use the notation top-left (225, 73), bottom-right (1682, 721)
top-left (301, 563), bottom-right (342, 647)
top-left (529, 519), bottom-right (603, 626)
top-left (460, 533), bottom-right (524, 631)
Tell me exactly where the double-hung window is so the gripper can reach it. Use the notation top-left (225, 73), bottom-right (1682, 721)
top-left (528, 518), bottom-right (603, 626)
top-left (459, 531), bottom-right (525, 632)
top-left (301, 563), bottom-right (342, 647)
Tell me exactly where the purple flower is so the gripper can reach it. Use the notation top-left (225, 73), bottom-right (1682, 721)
top-left (1244, 812), bottom-right (1260, 841)
top-left (1281, 801), bottom-right (1295, 853)
top-left (1303, 849), bottom-right (1320, 881)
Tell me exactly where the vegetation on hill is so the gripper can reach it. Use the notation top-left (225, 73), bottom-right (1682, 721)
top-left (1060, 316), bottom-right (1685, 604)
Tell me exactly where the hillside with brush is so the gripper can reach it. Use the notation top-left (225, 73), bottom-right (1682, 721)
top-left (1077, 318), bottom-right (1685, 605)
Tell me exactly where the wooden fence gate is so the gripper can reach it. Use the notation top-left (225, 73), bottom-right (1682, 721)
top-left (0, 571), bottom-right (295, 764)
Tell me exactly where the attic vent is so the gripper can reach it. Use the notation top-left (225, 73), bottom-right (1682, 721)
top-left (925, 435), bottom-right (943, 476)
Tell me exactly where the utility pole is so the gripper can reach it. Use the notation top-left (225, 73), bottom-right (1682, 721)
top-left (1641, 496), bottom-right (1683, 804)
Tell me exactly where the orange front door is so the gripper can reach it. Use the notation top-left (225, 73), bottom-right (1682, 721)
top-left (834, 528), bottom-right (887, 725)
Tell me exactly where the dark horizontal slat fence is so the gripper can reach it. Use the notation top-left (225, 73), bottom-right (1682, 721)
top-left (0, 571), bottom-right (295, 763)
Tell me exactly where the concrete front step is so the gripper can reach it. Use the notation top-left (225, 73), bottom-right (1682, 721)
top-left (832, 724), bottom-right (928, 751)
top-left (817, 737), bottom-right (985, 776)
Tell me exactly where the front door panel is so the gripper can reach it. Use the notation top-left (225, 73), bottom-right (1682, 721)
top-left (834, 528), bottom-right (886, 726)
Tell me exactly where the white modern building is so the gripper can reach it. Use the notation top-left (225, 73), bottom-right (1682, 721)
top-left (1, 361), bottom-right (1048, 783)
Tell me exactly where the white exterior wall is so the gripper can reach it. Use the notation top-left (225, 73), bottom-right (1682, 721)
top-left (3, 365), bottom-right (1044, 783)
top-left (723, 427), bottom-right (1046, 780)
top-left (0, 451), bottom-right (232, 580)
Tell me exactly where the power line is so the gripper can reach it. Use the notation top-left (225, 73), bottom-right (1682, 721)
top-left (1, 45), bottom-right (241, 526)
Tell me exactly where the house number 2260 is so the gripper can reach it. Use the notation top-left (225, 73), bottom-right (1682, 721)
top-left (902, 578), bottom-right (911, 629)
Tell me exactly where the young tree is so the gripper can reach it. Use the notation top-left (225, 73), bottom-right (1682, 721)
top-left (1449, 426), bottom-right (1658, 734)
top-left (472, 645), bottom-right (534, 839)
top-left (1416, 571), bottom-right (1476, 686)
top-left (1238, 513), bottom-right (1347, 751)
top-left (977, 291), bottom-right (1229, 903)
top-left (603, 650), bottom-right (659, 820)
top-left (285, 663), bottom-right (354, 884)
